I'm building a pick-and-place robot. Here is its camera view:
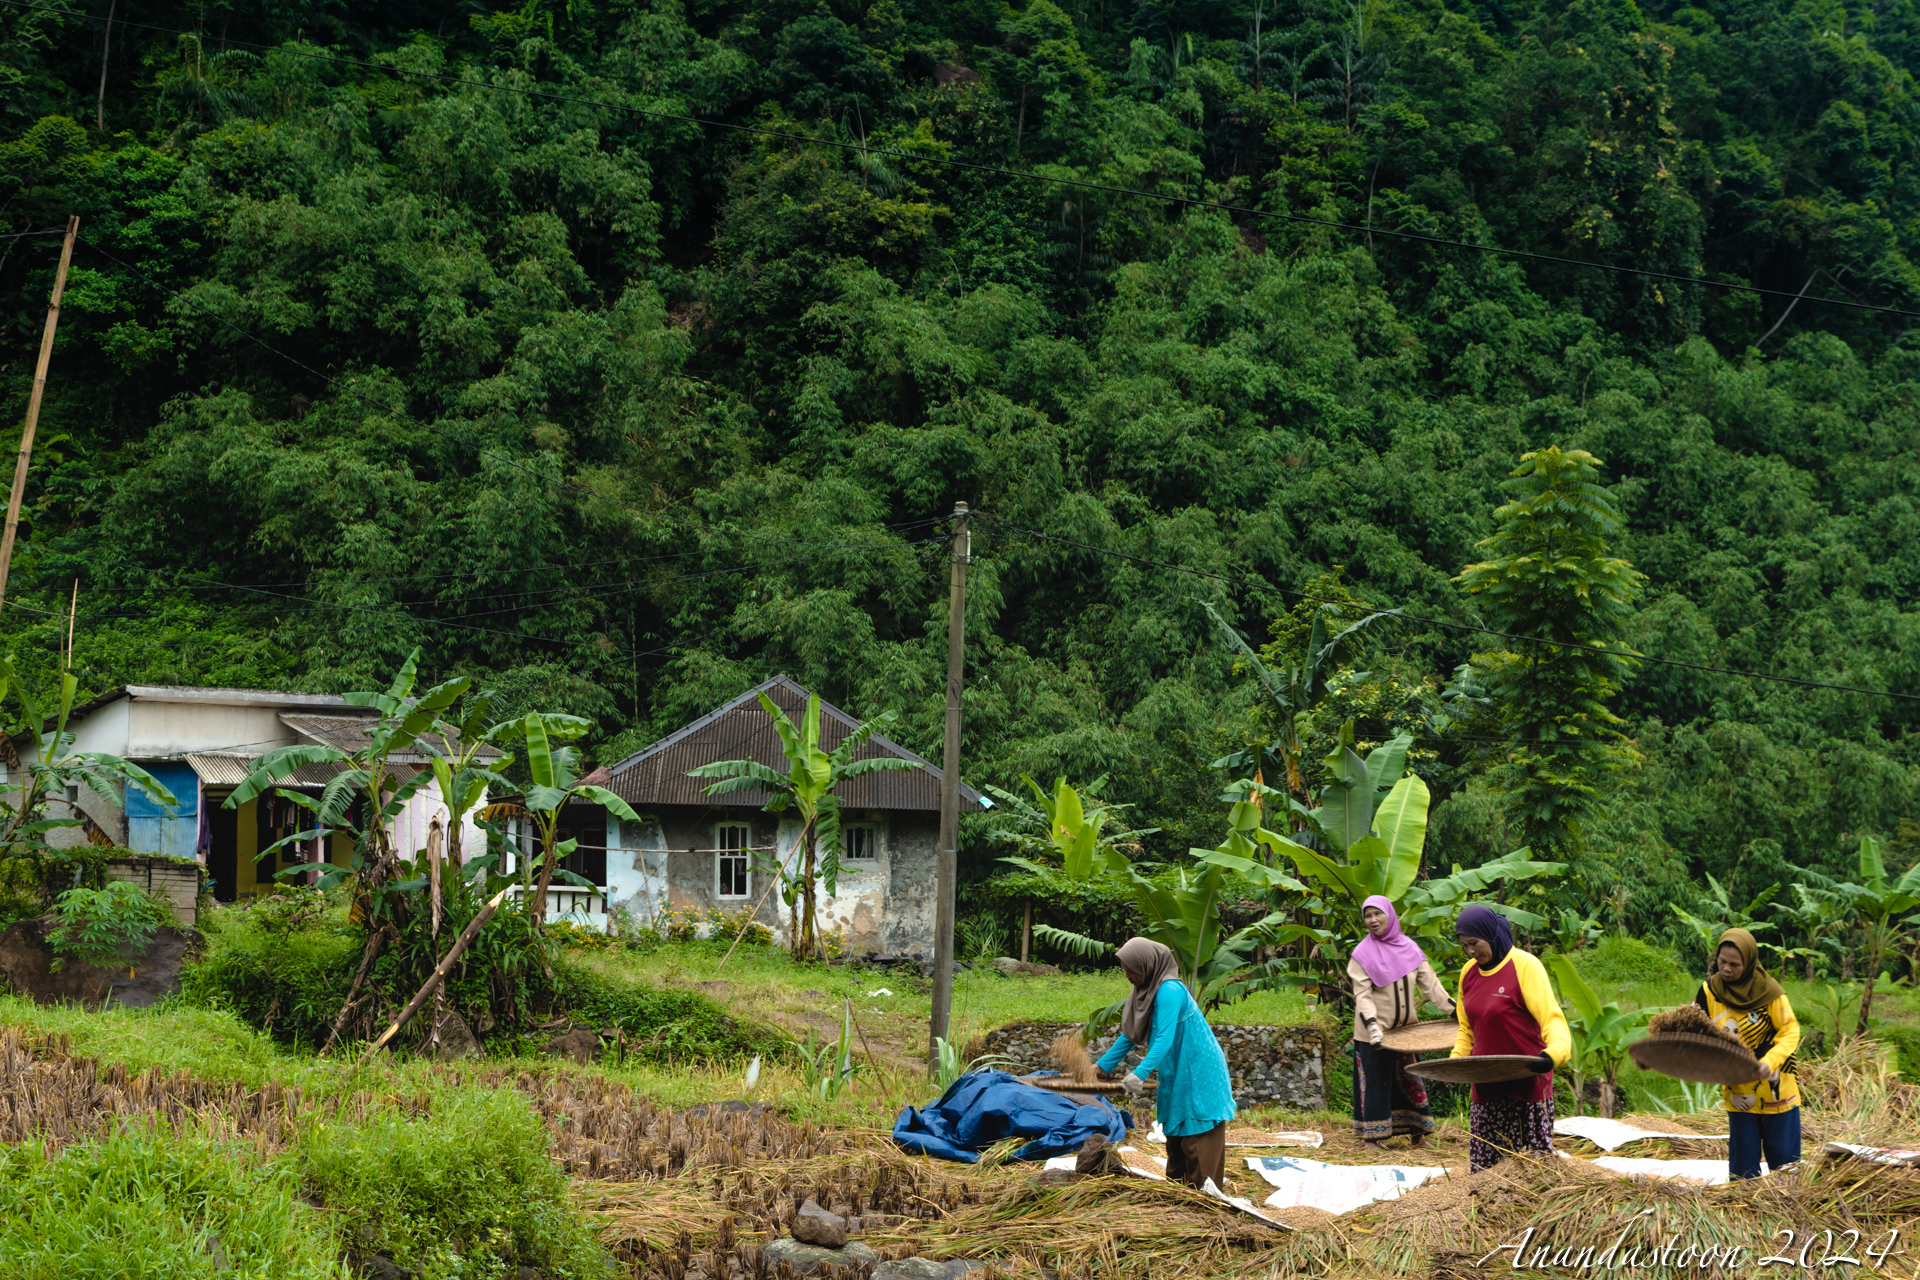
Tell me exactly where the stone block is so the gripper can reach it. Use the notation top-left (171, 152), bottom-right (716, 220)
top-left (792, 1198), bottom-right (848, 1247)
top-left (760, 1238), bottom-right (878, 1275)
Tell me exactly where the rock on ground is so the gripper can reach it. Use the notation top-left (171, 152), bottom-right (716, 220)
top-left (791, 1198), bottom-right (848, 1247)
top-left (0, 917), bottom-right (199, 1010)
top-left (759, 1238), bottom-right (878, 1276)
top-left (431, 1008), bottom-right (482, 1060)
top-left (990, 957), bottom-right (1061, 976)
top-left (542, 1028), bottom-right (600, 1064)
top-left (871, 1258), bottom-right (989, 1280)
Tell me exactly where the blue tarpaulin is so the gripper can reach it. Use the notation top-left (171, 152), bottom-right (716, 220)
top-left (892, 1071), bottom-right (1132, 1164)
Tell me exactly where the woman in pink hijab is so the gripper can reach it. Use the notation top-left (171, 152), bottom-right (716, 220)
top-left (1347, 894), bottom-right (1454, 1149)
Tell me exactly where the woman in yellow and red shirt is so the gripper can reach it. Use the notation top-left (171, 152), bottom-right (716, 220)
top-left (1450, 904), bottom-right (1571, 1172)
top-left (1696, 928), bottom-right (1801, 1179)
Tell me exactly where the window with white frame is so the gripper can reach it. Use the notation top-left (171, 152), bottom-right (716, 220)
top-left (716, 823), bottom-right (752, 899)
top-left (843, 824), bottom-right (879, 862)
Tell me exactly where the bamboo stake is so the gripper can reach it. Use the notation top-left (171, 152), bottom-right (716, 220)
top-left (715, 835), bottom-right (806, 972)
top-left (0, 216), bottom-right (79, 616)
top-left (358, 886), bottom-right (511, 1065)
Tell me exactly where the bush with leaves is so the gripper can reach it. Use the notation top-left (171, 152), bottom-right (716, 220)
top-left (46, 882), bottom-right (174, 973)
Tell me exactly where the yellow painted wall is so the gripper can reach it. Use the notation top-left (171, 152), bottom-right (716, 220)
top-left (235, 797), bottom-right (260, 896)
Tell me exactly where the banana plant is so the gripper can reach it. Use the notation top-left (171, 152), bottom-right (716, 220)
top-left (990, 774), bottom-right (1154, 880)
top-left (688, 692), bottom-right (923, 962)
top-left (1546, 953), bottom-right (1649, 1117)
top-left (0, 655), bottom-right (177, 872)
top-left (1199, 721), bottom-right (1564, 1011)
top-left (1796, 835), bottom-right (1920, 1036)
top-left (1037, 786), bottom-right (1291, 1014)
top-left (1784, 882), bottom-right (1852, 981)
top-left (490, 711), bottom-right (641, 930)
top-left (228, 648), bottom-right (470, 897)
top-left (1201, 600), bottom-right (1400, 802)
top-left (1669, 872), bottom-right (1779, 957)
top-left (227, 649), bottom-right (473, 1054)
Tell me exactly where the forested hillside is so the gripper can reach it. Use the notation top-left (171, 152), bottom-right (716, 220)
top-left (1, 0), bottom-right (1916, 949)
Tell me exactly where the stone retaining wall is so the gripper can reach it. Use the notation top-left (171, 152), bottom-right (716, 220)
top-left (982, 1021), bottom-right (1327, 1112)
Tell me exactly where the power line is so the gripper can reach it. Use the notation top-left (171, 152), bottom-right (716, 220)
top-left (979, 514), bottom-right (1920, 703)
top-left (7, 0), bottom-right (1918, 321)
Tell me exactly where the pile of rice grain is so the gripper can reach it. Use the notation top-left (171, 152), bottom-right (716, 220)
top-left (1646, 1003), bottom-right (1746, 1047)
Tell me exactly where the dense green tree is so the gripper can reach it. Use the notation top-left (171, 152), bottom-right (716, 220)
top-left (0, 0), bottom-right (1913, 963)
top-left (1455, 447), bottom-right (1645, 861)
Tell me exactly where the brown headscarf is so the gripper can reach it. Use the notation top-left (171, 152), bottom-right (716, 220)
top-left (1707, 928), bottom-right (1786, 1012)
top-left (1116, 936), bottom-right (1182, 1044)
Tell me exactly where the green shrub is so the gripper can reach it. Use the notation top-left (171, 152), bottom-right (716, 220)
top-left (296, 1087), bottom-right (610, 1280)
top-left (184, 906), bottom-right (778, 1063)
top-left (0, 1128), bottom-right (346, 1279)
top-left (1875, 1024), bottom-right (1920, 1084)
top-left (553, 958), bottom-right (784, 1064)
top-left (180, 907), bottom-right (360, 1047)
top-left (1568, 935), bottom-right (1692, 989)
top-left (48, 881), bottom-right (176, 971)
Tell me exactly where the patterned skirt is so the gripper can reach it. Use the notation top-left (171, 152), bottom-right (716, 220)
top-left (1467, 1095), bottom-right (1555, 1172)
top-left (1352, 1040), bottom-right (1435, 1142)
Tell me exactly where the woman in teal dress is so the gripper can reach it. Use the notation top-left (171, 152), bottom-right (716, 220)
top-left (1095, 937), bottom-right (1237, 1190)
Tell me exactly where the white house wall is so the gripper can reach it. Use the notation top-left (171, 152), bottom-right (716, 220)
top-left (606, 816), bottom-right (669, 928)
top-left (126, 701), bottom-right (301, 760)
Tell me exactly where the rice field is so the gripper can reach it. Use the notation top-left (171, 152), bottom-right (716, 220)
top-left (0, 990), bottom-right (1917, 1278)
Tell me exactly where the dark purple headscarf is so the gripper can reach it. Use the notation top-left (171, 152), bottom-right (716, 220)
top-left (1454, 903), bottom-right (1513, 969)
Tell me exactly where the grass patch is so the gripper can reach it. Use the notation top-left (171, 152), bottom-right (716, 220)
top-left (0, 1127), bottom-right (346, 1280)
top-left (0, 995), bottom-right (313, 1087)
top-left (299, 1086), bottom-right (611, 1280)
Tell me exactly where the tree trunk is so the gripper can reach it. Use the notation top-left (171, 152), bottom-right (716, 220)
top-left (1856, 929), bottom-right (1884, 1037)
top-left (95, 0), bottom-right (115, 133)
top-left (1598, 1079), bottom-right (1618, 1119)
top-left (799, 829), bottom-right (818, 962)
top-left (531, 829), bottom-right (557, 931)
top-left (1021, 901), bottom-right (1032, 963)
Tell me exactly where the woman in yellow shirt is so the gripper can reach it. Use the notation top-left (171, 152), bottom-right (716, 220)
top-left (1696, 928), bottom-right (1800, 1179)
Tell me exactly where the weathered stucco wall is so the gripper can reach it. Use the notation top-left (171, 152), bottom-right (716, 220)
top-left (983, 1020), bottom-right (1328, 1113)
top-left (604, 807), bottom-right (938, 955)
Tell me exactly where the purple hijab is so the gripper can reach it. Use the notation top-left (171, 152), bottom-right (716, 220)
top-left (1352, 895), bottom-right (1426, 988)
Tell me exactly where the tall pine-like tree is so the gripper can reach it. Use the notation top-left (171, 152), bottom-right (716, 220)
top-left (1455, 449), bottom-right (1645, 862)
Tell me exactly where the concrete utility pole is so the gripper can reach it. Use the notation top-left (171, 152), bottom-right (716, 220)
top-left (928, 501), bottom-right (970, 1075)
top-left (0, 215), bottom-right (80, 617)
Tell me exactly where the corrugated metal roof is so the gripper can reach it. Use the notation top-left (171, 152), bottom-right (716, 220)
top-left (185, 753), bottom-right (401, 788)
top-left (605, 675), bottom-right (981, 813)
top-left (280, 714), bottom-right (504, 763)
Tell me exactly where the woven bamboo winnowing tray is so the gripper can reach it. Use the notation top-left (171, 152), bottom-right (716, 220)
top-left (1629, 1033), bottom-right (1764, 1086)
top-left (1406, 1054), bottom-right (1541, 1084)
top-left (1380, 1021), bottom-right (1460, 1053)
top-left (1025, 1076), bottom-right (1155, 1095)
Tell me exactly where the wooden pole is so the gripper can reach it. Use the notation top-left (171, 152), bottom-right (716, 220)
top-left (359, 886), bottom-right (511, 1065)
top-left (927, 501), bottom-right (969, 1075)
top-left (1021, 901), bottom-right (1032, 963)
top-left (0, 216), bottom-right (79, 617)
